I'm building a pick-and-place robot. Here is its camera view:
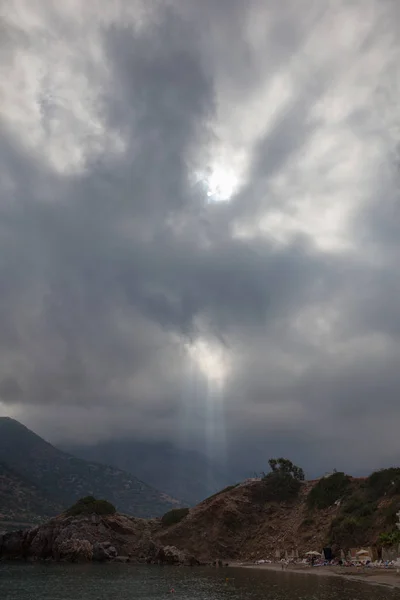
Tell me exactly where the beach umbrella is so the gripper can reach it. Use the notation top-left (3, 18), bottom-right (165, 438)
top-left (305, 551), bottom-right (321, 556)
top-left (356, 549), bottom-right (369, 555)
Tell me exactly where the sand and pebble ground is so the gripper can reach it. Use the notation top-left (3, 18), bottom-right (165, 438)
top-left (235, 561), bottom-right (400, 589)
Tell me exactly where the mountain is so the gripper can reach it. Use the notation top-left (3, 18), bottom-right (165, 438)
top-left (0, 461), bottom-right (63, 531)
top-left (0, 418), bottom-right (181, 520)
top-left (64, 439), bottom-right (234, 505)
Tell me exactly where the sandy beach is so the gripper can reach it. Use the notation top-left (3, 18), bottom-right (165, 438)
top-left (234, 561), bottom-right (400, 589)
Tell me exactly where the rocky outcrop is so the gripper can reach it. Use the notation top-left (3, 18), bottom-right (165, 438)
top-left (0, 513), bottom-right (162, 563)
top-left (0, 513), bottom-right (204, 565)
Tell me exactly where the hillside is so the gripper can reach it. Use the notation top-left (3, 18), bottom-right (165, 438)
top-left (0, 418), bottom-right (181, 520)
top-left (157, 471), bottom-right (400, 562)
top-left (0, 470), bottom-right (400, 564)
top-left (2, 471), bottom-right (400, 563)
top-left (65, 439), bottom-right (234, 505)
top-left (0, 462), bottom-right (63, 531)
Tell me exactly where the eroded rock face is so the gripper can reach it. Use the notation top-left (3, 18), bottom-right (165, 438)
top-left (0, 513), bottom-right (204, 566)
top-left (0, 514), bottom-right (163, 563)
top-left (56, 539), bottom-right (93, 562)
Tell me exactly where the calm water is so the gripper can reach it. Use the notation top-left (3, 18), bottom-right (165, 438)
top-left (0, 563), bottom-right (399, 600)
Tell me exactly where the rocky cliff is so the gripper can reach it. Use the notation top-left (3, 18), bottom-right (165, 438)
top-left (0, 513), bottom-right (199, 565)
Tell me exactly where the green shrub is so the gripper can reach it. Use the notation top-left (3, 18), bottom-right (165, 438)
top-left (366, 468), bottom-right (400, 500)
top-left (338, 516), bottom-right (361, 534)
top-left (357, 503), bottom-right (376, 517)
top-left (66, 496), bottom-right (116, 516)
top-left (342, 494), bottom-right (363, 514)
top-left (383, 501), bottom-right (400, 526)
top-left (307, 472), bottom-right (351, 509)
top-left (378, 530), bottom-right (400, 546)
top-left (342, 494), bottom-right (376, 516)
top-left (253, 472), bottom-right (301, 503)
top-left (329, 513), bottom-right (373, 547)
top-left (268, 458), bottom-right (305, 481)
top-left (325, 468), bottom-right (400, 548)
top-left (161, 507), bottom-right (190, 527)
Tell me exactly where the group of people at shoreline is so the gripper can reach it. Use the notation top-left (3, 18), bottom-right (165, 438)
top-left (255, 557), bottom-right (400, 570)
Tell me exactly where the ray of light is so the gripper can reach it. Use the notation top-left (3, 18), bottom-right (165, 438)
top-left (181, 337), bottom-right (229, 472)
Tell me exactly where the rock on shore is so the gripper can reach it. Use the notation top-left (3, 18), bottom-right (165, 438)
top-left (0, 513), bottom-right (199, 565)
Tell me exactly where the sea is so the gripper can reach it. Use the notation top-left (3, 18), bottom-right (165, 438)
top-left (0, 563), bottom-right (398, 600)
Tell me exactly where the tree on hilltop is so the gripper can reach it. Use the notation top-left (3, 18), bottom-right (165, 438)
top-left (268, 458), bottom-right (305, 481)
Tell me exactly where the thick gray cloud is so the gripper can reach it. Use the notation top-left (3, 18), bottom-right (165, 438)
top-left (1, 0), bottom-right (400, 477)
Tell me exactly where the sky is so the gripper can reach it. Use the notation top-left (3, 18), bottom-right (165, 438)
top-left (1, 0), bottom-right (400, 478)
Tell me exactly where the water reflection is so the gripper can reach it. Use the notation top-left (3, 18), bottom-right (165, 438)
top-left (0, 564), bottom-right (397, 600)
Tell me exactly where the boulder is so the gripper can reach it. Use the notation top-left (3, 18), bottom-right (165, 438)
top-left (92, 541), bottom-right (117, 561)
top-left (156, 545), bottom-right (188, 565)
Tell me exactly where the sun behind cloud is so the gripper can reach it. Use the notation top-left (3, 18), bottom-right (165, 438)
top-left (204, 165), bottom-right (239, 202)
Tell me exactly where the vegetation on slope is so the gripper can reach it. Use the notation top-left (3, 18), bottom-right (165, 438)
top-left (379, 530), bottom-right (400, 546)
top-left (157, 464), bottom-right (400, 561)
top-left (161, 507), bottom-right (190, 527)
top-left (252, 458), bottom-right (304, 503)
top-left (268, 458), bottom-right (305, 481)
top-left (66, 496), bottom-right (116, 517)
top-left (307, 472), bottom-right (351, 509)
top-left (327, 468), bottom-right (400, 548)
top-left (366, 468), bottom-right (400, 499)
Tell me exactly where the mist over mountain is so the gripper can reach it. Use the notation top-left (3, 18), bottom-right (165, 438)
top-left (0, 418), bottom-right (181, 524)
top-left (64, 439), bottom-right (235, 505)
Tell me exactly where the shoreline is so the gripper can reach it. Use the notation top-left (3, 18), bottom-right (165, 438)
top-left (233, 561), bottom-right (400, 589)
top-left (1, 558), bottom-right (400, 589)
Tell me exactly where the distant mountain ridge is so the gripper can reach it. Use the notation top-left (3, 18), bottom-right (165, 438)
top-left (0, 418), bottom-right (181, 525)
top-left (64, 439), bottom-right (235, 505)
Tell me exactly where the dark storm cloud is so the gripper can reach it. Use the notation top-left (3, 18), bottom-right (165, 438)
top-left (1, 0), bottom-right (400, 475)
